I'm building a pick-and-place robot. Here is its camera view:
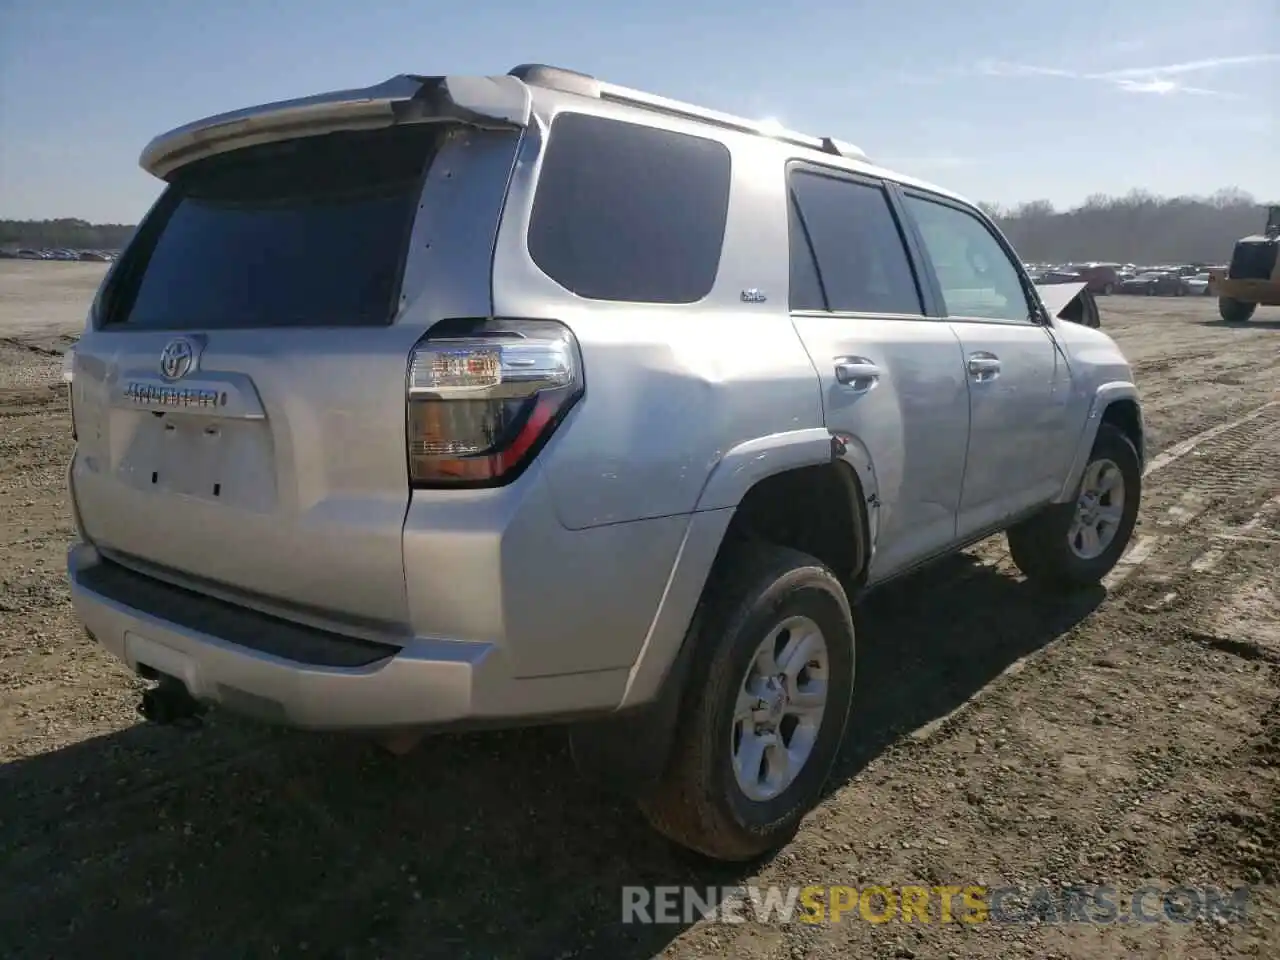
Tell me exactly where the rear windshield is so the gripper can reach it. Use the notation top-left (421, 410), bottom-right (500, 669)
top-left (104, 124), bottom-right (441, 329)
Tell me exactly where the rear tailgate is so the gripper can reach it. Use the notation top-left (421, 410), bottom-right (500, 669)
top-left (70, 82), bottom-right (524, 635)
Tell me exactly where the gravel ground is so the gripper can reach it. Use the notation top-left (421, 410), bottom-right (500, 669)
top-left (0, 261), bottom-right (1277, 959)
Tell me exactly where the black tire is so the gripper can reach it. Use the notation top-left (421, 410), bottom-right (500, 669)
top-left (1146, 285), bottom-right (1156, 296)
top-left (1007, 424), bottom-right (1141, 591)
top-left (639, 543), bottom-right (855, 862)
top-left (1219, 296), bottom-right (1257, 323)
top-left (1102, 282), bottom-right (1115, 296)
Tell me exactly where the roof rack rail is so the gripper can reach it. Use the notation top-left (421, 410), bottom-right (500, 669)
top-left (506, 63), bottom-right (868, 162)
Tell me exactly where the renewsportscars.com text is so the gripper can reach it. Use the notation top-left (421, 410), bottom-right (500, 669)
top-left (622, 884), bottom-right (1252, 926)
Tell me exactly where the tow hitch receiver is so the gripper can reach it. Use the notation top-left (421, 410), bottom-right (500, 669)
top-left (138, 678), bottom-right (207, 728)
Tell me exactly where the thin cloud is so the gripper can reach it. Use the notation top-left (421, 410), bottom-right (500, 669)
top-left (975, 61), bottom-right (1075, 79)
top-left (971, 52), bottom-right (1278, 98)
top-left (1100, 53), bottom-right (1280, 78)
top-left (1111, 78), bottom-right (1221, 96)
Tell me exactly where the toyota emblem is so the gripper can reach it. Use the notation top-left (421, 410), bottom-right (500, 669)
top-left (159, 338), bottom-right (196, 381)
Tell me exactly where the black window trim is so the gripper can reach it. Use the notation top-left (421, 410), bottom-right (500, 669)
top-left (95, 186), bottom-right (177, 330)
top-left (893, 185), bottom-right (1049, 327)
top-left (784, 160), bottom-right (938, 321)
top-left (787, 186), bottom-right (830, 312)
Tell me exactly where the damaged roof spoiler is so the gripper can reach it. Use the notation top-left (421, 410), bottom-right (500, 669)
top-left (139, 74), bottom-right (532, 180)
top-left (1033, 280), bottom-right (1089, 320)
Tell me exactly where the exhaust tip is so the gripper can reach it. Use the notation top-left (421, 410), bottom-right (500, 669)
top-left (137, 682), bottom-right (206, 728)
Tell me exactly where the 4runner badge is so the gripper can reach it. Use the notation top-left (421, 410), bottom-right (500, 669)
top-left (740, 289), bottom-right (767, 303)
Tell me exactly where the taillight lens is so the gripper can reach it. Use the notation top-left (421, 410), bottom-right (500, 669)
top-left (406, 319), bottom-right (583, 486)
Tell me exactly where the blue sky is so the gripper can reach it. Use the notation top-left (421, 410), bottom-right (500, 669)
top-left (1, 0), bottom-right (1276, 223)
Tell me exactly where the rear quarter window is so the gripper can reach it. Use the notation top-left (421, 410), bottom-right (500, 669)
top-left (527, 112), bottom-right (732, 304)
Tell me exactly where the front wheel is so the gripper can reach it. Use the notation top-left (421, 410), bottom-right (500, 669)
top-left (640, 544), bottom-right (855, 861)
top-left (1219, 296), bottom-right (1257, 323)
top-left (1007, 424), bottom-right (1141, 591)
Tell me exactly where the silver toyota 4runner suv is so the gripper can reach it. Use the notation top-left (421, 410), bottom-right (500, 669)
top-left (66, 64), bottom-right (1143, 862)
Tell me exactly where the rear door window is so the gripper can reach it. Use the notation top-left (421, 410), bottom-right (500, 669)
top-left (787, 170), bottom-right (923, 315)
top-left (105, 124), bottom-right (442, 329)
top-left (527, 112), bottom-right (732, 304)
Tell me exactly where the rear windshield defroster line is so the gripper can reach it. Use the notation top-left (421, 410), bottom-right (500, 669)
top-left (102, 124), bottom-right (444, 330)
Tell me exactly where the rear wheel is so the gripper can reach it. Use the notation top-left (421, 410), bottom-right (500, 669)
top-left (640, 544), bottom-right (855, 861)
top-left (1008, 424), bottom-right (1141, 591)
top-left (1219, 296), bottom-right (1257, 323)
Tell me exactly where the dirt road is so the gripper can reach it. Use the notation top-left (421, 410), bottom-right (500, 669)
top-left (0, 261), bottom-right (105, 348)
top-left (1, 266), bottom-right (1276, 959)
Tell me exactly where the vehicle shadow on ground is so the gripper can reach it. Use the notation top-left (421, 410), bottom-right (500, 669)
top-left (0, 555), bottom-right (1103, 960)
top-left (1199, 317), bottom-right (1280, 330)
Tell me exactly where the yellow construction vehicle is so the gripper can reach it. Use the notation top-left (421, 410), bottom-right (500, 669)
top-left (1209, 205), bottom-right (1280, 322)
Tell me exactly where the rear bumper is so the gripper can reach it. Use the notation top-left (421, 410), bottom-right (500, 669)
top-left (68, 541), bottom-right (630, 730)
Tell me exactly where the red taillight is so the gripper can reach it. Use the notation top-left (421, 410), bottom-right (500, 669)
top-left (406, 319), bottom-right (583, 487)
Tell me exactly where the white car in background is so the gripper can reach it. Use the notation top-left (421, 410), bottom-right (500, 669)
top-left (1185, 273), bottom-right (1213, 296)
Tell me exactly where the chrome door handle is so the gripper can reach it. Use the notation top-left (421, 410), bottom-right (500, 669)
top-left (834, 358), bottom-right (882, 391)
top-left (967, 352), bottom-right (1001, 382)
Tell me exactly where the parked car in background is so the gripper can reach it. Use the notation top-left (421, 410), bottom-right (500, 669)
top-left (1029, 263), bottom-right (1120, 295)
top-left (1030, 267), bottom-right (1080, 284)
top-left (1119, 271), bottom-right (1187, 296)
top-left (1065, 263), bottom-right (1122, 295)
top-left (1184, 273), bottom-right (1213, 296)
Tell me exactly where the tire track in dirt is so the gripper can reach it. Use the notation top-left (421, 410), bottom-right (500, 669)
top-left (903, 399), bottom-right (1280, 744)
top-left (1119, 403), bottom-right (1280, 609)
top-left (706, 385), bottom-right (1280, 960)
top-left (0, 335), bottom-right (75, 357)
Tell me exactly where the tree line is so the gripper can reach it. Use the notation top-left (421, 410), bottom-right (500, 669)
top-left (3, 187), bottom-right (1275, 264)
top-left (0, 219), bottom-right (135, 252)
top-left (980, 188), bottom-right (1275, 266)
